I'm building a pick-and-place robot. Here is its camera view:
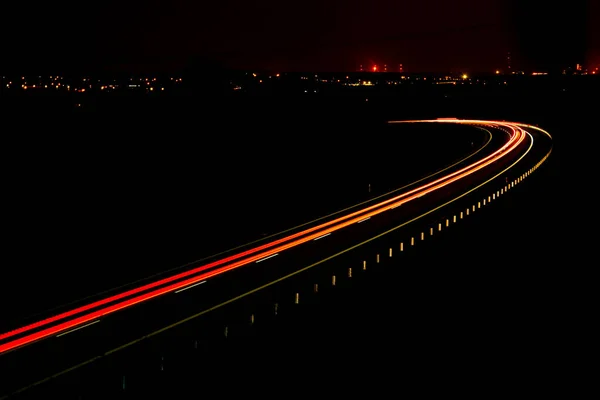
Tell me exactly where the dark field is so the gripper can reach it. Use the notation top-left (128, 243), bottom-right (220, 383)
top-left (0, 75), bottom-right (578, 396)
top-left (2, 93), bottom-right (484, 326)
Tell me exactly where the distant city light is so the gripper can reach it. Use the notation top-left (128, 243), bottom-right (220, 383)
top-left (2, 70), bottom-right (595, 98)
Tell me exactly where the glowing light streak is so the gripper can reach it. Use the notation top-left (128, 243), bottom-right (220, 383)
top-left (0, 119), bottom-right (541, 355)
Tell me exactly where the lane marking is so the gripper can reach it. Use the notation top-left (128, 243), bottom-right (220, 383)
top-left (313, 233), bottom-right (331, 241)
top-left (357, 217), bottom-right (370, 224)
top-left (174, 281), bottom-right (206, 294)
top-left (255, 254), bottom-right (279, 263)
top-left (56, 320), bottom-right (100, 338)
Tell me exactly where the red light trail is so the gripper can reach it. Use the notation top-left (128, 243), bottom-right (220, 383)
top-left (0, 119), bottom-right (536, 355)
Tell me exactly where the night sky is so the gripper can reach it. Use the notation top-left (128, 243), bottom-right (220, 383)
top-left (3, 0), bottom-right (598, 74)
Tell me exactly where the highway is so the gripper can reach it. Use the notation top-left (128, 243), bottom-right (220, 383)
top-left (0, 119), bottom-right (553, 398)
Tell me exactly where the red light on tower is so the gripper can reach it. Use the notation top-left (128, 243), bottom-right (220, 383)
top-left (373, 65), bottom-right (377, 72)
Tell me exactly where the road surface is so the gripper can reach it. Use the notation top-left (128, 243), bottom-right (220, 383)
top-left (0, 119), bottom-right (553, 398)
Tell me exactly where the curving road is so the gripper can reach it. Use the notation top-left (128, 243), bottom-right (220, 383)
top-left (0, 119), bottom-right (553, 398)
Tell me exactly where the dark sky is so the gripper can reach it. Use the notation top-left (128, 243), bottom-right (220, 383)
top-left (3, 0), bottom-right (598, 74)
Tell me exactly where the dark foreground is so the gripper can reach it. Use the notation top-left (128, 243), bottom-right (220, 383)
top-left (0, 76), bottom-right (573, 396)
